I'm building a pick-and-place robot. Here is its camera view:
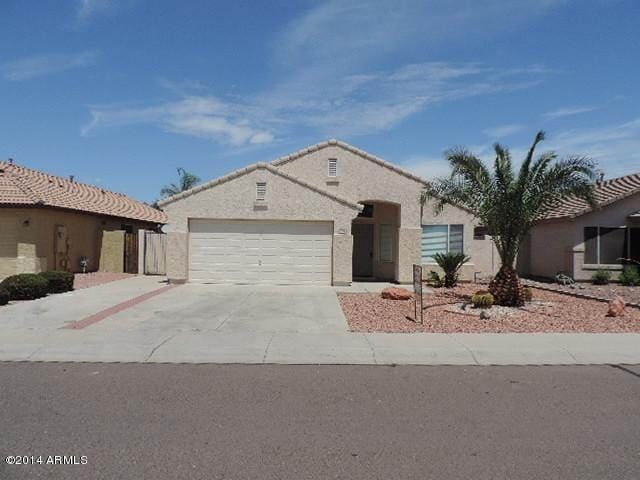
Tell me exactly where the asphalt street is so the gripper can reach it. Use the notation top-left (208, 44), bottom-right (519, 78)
top-left (1, 363), bottom-right (639, 480)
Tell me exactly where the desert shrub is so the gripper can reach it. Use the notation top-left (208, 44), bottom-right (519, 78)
top-left (523, 286), bottom-right (533, 302)
top-left (0, 273), bottom-right (48, 300)
top-left (591, 269), bottom-right (612, 285)
top-left (39, 270), bottom-right (75, 294)
top-left (619, 265), bottom-right (640, 287)
top-left (472, 290), bottom-right (494, 309)
top-left (0, 286), bottom-right (9, 305)
top-left (426, 270), bottom-right (444, 288)
top-left (432, 252), bottom-right (470, 288)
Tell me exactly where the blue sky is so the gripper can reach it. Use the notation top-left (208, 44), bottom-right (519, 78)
top-left (1, 0), bottom-right (639, 203)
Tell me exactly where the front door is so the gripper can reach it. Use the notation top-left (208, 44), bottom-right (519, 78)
top-left (352, 223), bottom-right (373, 277)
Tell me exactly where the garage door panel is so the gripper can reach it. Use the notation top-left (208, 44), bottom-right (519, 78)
top-left (189, 220), bottom-right (332, 285)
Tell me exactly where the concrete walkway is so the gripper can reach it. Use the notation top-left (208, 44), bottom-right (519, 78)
top-left (0, 276), bottom-right (638, 365)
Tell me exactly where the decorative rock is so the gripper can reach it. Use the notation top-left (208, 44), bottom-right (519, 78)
top-left (381, 287), bottom-right (412, 300)
top-left (479, 310), bottom-right (491, 320)
top-left (607, 296), bottom-right (626, 317)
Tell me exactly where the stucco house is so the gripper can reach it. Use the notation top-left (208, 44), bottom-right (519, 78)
top-left (519, 172), bottom-right (640, 281)
top-left (0, 160), bottom-right (166, 279)
top-left (159, 140), bottom-right (496, 285)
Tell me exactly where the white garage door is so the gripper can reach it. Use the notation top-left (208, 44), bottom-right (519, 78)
top-left (189, 220), bottom-right (333, 285)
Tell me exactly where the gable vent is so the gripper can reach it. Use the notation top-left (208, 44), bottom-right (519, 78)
top-left (328, 158), bottom-right (338, 177)
top-left (256, 182), bottom-right (267, 201)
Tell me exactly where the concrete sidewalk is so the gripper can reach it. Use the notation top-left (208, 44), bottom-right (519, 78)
top-left (1, 329), bottom-right (638, 365)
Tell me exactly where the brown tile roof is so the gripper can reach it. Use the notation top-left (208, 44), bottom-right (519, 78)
top-left (0, 161), bottom-right (166, 223)
top-left (544, 172), bottom-right (640, 220)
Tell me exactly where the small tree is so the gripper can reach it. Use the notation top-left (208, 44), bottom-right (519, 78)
top-left (160, 168), bottom-right (201, 198)
top-left (422, 131), bottom-right (597, 306)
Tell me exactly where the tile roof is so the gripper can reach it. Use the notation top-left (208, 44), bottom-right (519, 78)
top-left (0, 161), bottom-right (166, 223)
top-left (544, 172), bottom-right (640, 220)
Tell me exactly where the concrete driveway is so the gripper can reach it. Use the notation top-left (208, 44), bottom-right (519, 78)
top-left (92, 283), bottom-right (349, 334)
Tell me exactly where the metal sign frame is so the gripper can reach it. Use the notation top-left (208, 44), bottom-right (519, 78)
top-left (413, 264), bottom-right (423, 324)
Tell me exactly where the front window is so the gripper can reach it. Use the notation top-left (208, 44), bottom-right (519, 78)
top-left (421, 224), bottom-right (463, 263)
top-left (379, 224), bottom-right (393, 262)
top-left (584, 226), bottom-right (639, 264)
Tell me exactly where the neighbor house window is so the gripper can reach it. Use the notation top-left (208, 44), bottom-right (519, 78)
top-left (328, 158), bottom-right (338, 177)
top-left (379, 224), bottom-right (393, 262)
top-left (584, 226), bottom-right (639, 264)
top-left (256, 182), bottom-right (267, 201)
top-left (421, 224), bottom-right (463, 263)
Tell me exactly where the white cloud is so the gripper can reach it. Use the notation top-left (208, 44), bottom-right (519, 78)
top-left (483, 124), bottom-right (525, 138)
top-left (77, 0), bottom-right (116, 21)
top-left (276, 0), bottom-right (563, 68)
top-left (400, 155), bottom-right (452, 180)
top-left (543, 105), bottom-right (598, 119)
top-left (254, 62), bottom-right (547, 137)
top-left (544, 119), bottom-right (640, 177)
top-left (2, 52), bottom-right (97, 81)
top-left (82, 96), bottom-right (275, 146)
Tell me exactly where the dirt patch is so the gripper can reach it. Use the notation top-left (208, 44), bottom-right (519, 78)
top-left (338, 284), bottom-right (640, 333)
top-left (74, 272), bottom-right (135, 290)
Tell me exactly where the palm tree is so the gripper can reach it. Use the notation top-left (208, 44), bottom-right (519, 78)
top-left (160, 168), bottom-right (201, 198)
top-left (422, 131), bottom-right (597, 306)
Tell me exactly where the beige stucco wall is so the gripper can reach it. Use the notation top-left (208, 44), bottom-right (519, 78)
top-left (525, 191), bottom-right (640, 281)
top-left (0, 207), bottom-right (153, 280)
top-left (161, 166), bottom-right (361, 284)
top-left (421, 203), bottom-right (498, 281)
top-left (276, 145), bottom-right (426, 282)
top-left (522, 220), bottom-right (574, 279)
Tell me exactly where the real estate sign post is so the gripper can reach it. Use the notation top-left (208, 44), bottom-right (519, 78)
top-left (413, 264), bottom-right (423, 324)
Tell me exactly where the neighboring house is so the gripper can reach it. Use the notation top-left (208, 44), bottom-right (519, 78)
top-left (519, 173), bottom-right (640, 281)
top-left (0, 160), bottom-right (166, 279)
top-left (159, 140), bottom-right (496, 285)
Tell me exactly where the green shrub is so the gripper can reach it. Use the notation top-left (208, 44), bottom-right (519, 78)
top-left (591, 269), bottom-right (612, 285)
top-left (472, 290), bottom-right (495, 308)
top-left (619, 265), bottom-right (640, 287)
top-left (0, 286), bottom-right (9, 306)
top-left (523, 286), bottom-right (533, 302)
top-left (427, 270), bottom-right (444, 288)
top-left (39, 270), bottom-right (75, 294)
top-left (0, 273), bottom-right (48, 300)
top-left (432, 252), bottom-right (470, 288)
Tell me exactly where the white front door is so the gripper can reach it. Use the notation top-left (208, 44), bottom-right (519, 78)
top-left (188, 220), bottom-right (333, 285)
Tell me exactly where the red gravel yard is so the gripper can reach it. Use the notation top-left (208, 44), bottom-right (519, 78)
top-left (339, 284), bottom-right (640, 333)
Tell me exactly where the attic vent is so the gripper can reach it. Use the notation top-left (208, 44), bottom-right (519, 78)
top-left (328, 158), bottom-right (338, 177)
top-left (256, 182), bottom-right (267, 201)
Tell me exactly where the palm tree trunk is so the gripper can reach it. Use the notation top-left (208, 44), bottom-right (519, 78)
top-left (489, 264), bottom-right (525, 307)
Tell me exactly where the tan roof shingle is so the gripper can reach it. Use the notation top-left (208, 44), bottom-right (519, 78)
top-left (0, 161), bottom-right (166, 223)
top-left (545, 172), bottom-right (640, 220)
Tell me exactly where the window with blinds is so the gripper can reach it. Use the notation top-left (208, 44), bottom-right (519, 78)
top-left (421, 224), bottom-right (464, 263)
top-left (328, 158), bottom-right (338, 177)
top-left (379, 224), bottom-right (393, 262)
top-left (256, 182), bottom-right (267, 201)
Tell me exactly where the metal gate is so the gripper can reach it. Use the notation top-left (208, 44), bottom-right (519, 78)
top-left (143, 231), bottom-right (167, 275)
top-left (124, 232), bottom-right (138, 274)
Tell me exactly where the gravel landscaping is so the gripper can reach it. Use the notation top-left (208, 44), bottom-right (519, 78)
top-left (73, 272), bottom-right (135, 290)
top-left (339, 284), bottom-right (640, 333)
top-left (523, 280), bottom-right (640, 306)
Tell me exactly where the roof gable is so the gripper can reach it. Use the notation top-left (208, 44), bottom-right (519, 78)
top-left (0, 161), bottom-right (166, 223)
top-left (157, 162), bottom-right (363, 211)
top-left (271, 139), bottom-right (428, 186)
